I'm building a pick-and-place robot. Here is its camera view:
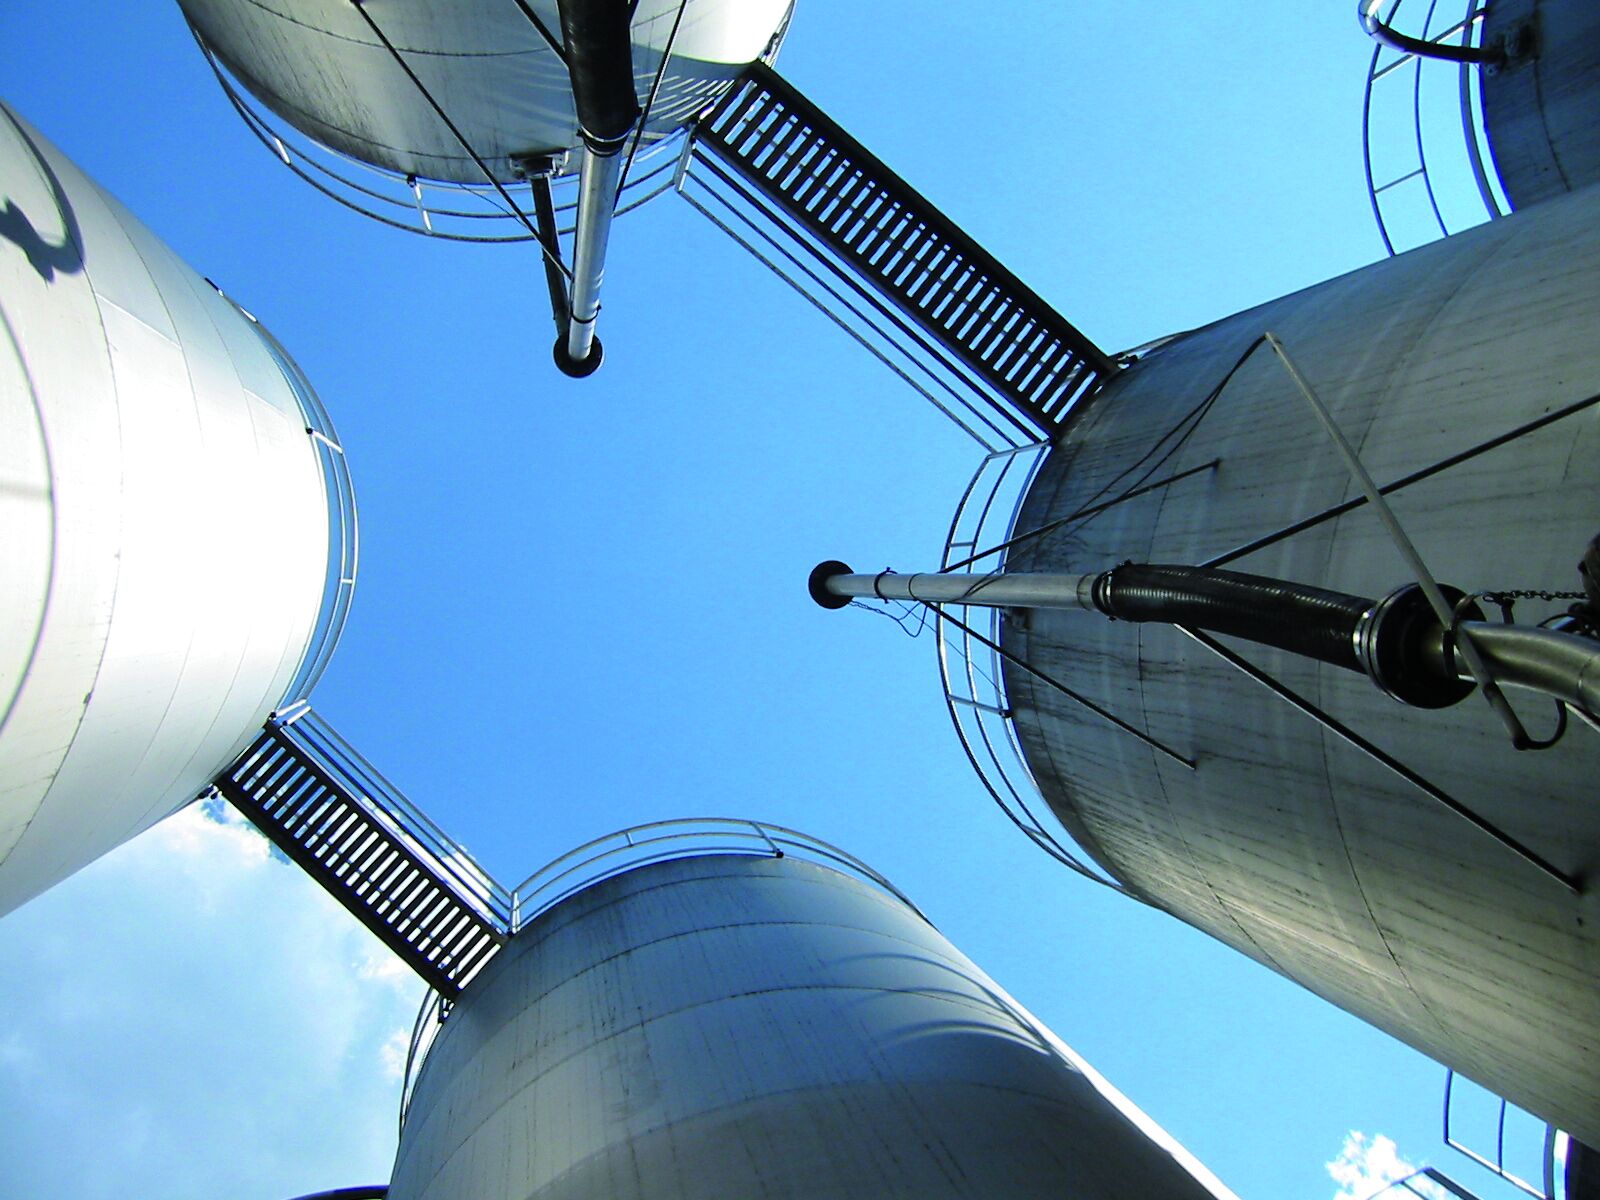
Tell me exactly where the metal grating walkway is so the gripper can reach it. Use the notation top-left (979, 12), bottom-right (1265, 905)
top-left (212, 709), bottom-right (509, 998)
top-left (690, 62), bottom-right (1117, 440)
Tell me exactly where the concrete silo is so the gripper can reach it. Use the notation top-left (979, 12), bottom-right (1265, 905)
top-left (388, 823), bottom-right (1238, 1200)
top-left (177, 0), bottom-right (794, 372)
top-left (813, 0), bottom-right (1600, 1158)
top-left (0, 100), bottom-right (354, 917)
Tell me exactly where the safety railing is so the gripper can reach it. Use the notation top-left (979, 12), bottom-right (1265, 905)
top-left (397, 817), bottom-right (921, 1130)
top-left (267, 705), bottom-right (513, 931)
top-left (677, 64), bottom-right (1114, 453)
top-left (1443, 1070), bottom-right (1564, 1200)
top-left (237, 308), bottom-right (359, 704)
top-left (510, 818), bottom-right (925, 931)
top-left (398, 988), bottom-right (449, 1136)
top-left (215, 707), bottom-right (508, 999)
top-left (1361, 1166), bottom-right (1479, 1198)
top-left (1360, 0), bottom-right (1508, 254)
top-left (187, 23), bottom-right (681, 244)
top-left (935, 444), bottom-right (1133, 894)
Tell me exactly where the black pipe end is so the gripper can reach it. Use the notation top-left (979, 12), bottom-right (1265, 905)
top-left (809, 561), bottom-right (853, 610)
top-left (553, 335), bottom-right (604, 378)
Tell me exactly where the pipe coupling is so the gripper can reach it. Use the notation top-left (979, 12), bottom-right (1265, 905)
top-left (1353, 583), bottom-right (1480, 708)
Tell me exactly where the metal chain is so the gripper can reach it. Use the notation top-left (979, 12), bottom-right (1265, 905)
top-left (1476, 588), bottom-right (1585, 603)
top-left (1470, 588), bottom-right (1589, 626)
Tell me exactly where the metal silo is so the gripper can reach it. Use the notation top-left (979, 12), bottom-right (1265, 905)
top-left (1477, 0), bottom-right (1600, 208)
top-left (388, 823), bottom-right (1238, 1200)
top-left (0, 100), bottom-right (354, 917)
top-left (176, 0), bottom-right (794, 373)
top-left (809, 0), bottom-right (1600, 1159)
top-left (989, 179), bottom-right (1600, 1147)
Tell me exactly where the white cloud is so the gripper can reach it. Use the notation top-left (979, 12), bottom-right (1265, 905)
top-left (0, 800), bottom-right (427, 1200)
top-left (1328, 1131), bottom-right (1448, 1200)
top-left (378, 1025), bottom-right (413, 1083)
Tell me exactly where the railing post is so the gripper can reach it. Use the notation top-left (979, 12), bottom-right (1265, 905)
top-left (751, 821), bottom-right (783, 858)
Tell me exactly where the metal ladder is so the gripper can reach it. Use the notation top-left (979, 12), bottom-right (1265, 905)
top-left (212, 709), bottom-right (509, 998)
top-left (686, 62), bottom-right (1117, 443)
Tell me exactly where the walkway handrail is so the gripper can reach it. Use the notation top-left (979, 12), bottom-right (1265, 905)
top-left (237, 307), bottom-right (359, 704)
top-left (509, 818), bottom-right (926, 931)
top-left (934, 444), bottom-right (1133, 894)
top-left (268, 706), bottom-right (513, 928)
top-left (1360, 0), bottom-right (1507, 255)
top-left (678, 62), bottom-right (1112, 452)
top-left (187, 21), bottom-right (681, 244)
top-left (399, 989), bottom-right (449, 1136)
top-left (398, 818), bottom-right (924, 1131)
top-left (1443, 1069), bottom-right (1561, 1199)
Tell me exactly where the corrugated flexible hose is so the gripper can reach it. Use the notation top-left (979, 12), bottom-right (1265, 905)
top-left (1094, 564), bottom-right (1371, 672)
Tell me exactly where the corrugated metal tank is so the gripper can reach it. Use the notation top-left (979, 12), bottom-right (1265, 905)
top-left (0, 101), bottom-right (345, 917)
top-left (1481, 0), bottom-right (1600, 208)
top-left (177, 0), bottom-right (793, 182)
top-left (389, 851), bottom-right (1237, 1200)
top-left (999, 179), bottom-right (1600, 1144)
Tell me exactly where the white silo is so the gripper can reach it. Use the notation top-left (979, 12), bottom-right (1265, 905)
top-left (176, 0), bottom-right (795, 373)
top-left (0, 100), bottom-right (354, 917)
top-left (389, 824), bottom-right (1238, 1200)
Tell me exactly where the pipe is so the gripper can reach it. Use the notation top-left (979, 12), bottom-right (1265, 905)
top-left (810, 561), bottom-right (1471, 706)
top-left (1356, 0), bottom-right (1504, 66)
top-left (558, 0), bottom-right (640, 152)
top-left (816, 558), bottom-right (1600, 731)
top-left (1094, 563), bottom-right (1370, 672)
top-left (816, 561), bottom-right (1600, 715)
top-left (810, 561), bottom-right (1370, 670)
top-left (559, 146), bottom-right (624, 373)
top-left (529, 171), bottom-right (569, 337)
top-left (1437, 622), bottom-right (1600, 718)
top-left (552, 0), bottom-right (640, 376)
top-left (808, 561), bottom-right (1099, 613)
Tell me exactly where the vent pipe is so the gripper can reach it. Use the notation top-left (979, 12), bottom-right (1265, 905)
top-left (810, 560), bottom-right (1600, 717)
top-left (553, 0), bottom-right (640, 376)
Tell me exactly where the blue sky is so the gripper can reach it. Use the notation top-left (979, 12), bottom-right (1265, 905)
top-left (0, 4), bottom-right (1557, 1199)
